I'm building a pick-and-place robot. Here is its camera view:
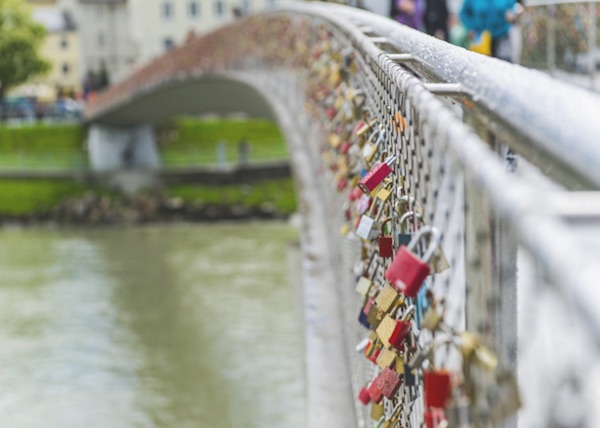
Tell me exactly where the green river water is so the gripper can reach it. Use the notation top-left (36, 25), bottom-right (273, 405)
top-left (0, 222), bottom-right (305, 428)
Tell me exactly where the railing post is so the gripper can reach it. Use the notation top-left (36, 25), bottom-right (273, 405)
top-left (547, 5), bottom-right (557, 74)
top-left (588, 1), bottom-right (597, 88)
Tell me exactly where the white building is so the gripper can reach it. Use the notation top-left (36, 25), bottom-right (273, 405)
top-left (57, 0), bottom-right (288, 84)
top-left (128, 0), bottom-right (285, 67)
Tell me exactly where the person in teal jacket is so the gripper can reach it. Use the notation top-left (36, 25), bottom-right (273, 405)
top-left (459, 0), bottom-right (522, 60)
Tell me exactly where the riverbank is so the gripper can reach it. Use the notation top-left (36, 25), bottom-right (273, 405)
top-left (0, 178), bottom-right (297, 225)
top-left (0, 118), bottom-right (295, 224)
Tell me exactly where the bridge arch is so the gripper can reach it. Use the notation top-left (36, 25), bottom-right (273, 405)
top-left (86, 4), bottom-right (600, 427)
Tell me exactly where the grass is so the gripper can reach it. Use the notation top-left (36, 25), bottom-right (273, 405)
top-left (0, 180), bottom-right (90, 215)
top-left (159, 118), bottom-right (288, 166)
top-left (0, 123), bottom-right (87, 170)
top-left (0, 119), bottom-right (296, 217)
top-left (167, 178), bottom-right (297, 215)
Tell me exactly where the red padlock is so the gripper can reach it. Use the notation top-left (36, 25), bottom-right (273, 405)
top-left (358, 386), bottom-right (371, 405)
top-left (367, 380), bottom-right (384, 404)
top-left (358, 155), bottom-right (397, 194)
top-left (375, 367), bottom-right (402, 399)
top-left (348, 186), bottom-right (363, 202)
top-left (326, 107), bottom-right (337, 119)
top-left (424, 408), bottom-right (446, 428)
top-left (389, 306), bottom-right (414, 350)
top-left (378, 218), bottom-right (394, 258)
top-left (385, 226), bottom-right (440, 298)
top-left (339, 141), bottom-right (352, 154)
top-left (424, 369), bottom-right (452, 408)
top-left (337, 177), bottom-right (348, 191)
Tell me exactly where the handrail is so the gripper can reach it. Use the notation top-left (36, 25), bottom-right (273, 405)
top-left (283, 3), bottom-right (600, 190)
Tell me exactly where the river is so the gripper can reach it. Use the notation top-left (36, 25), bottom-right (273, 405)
top-left (0, 222), bottom-right (305, 428)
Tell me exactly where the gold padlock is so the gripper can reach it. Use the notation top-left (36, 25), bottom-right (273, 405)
top-left (376, 347), bottom-right (397, 369)
top-left (375, 314), bottom-right (396, 349)
top-left (374, 283), bottom-right (399, 313)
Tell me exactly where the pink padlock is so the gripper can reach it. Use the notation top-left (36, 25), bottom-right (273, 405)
top-left (375, 367), bottom-right (402, 399)
top-left (358, 155), bottom-right (397, 194)
top-left (367, 379), bottom-right (384, 404)
top-left (385, 226), bottom-right (440, 298)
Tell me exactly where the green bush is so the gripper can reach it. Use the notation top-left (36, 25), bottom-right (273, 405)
top-left (167, 178), bottom-right (297, 214)
top-left (0, 180), bottom-right (89, 215)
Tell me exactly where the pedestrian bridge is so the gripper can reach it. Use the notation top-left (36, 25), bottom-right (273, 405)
top-left (86, 3), bottom-right (600, 427)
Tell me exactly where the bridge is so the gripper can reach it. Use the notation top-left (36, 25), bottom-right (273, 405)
top-left (86, 3), bottom-right (600, 427)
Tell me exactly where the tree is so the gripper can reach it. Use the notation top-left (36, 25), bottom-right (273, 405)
top-left (0, 0), bottom-right (50, 100)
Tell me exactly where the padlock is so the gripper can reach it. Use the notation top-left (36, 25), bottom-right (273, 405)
top-left (358, 386), bottom-right (372, 405)
top-left (361, 126), bottom-right (384, 162)
top-left (367, 379), bottom-right (384, 404)
top-left (376, 347), bottom-right (398, 369)
top-left (424, 369), bottom-right (452, 408)
top-left (489, 370), bottom-right (521, 422)
top-left (375, 314), bottom-right (396, 349)
top-left (339, 140), bottom-right (352, 154)
top-left (424, 408), bottom-right (446, 428)
top-left (378, 218), bottom-right (394, 258)
top-left (389, 306), bottom-right (414, 350)
top-left (374, 180), bottom-right (393, 202)
top-left (358, 155), bottom-right (397, 194)
top-left (356, 197), bottom-right (385, 240)
top-left (392, 111), bottom-right (407, 134)
top-left (375, 367), bottom-right (402, 399)
top-left (458, 332), bottom-right (498, 370)
top-left (371, 402), bottom-right (384, 421)
top-left (374, 283), bottom-right (398, 313)
top-left (397, 211), bottom-right (423, 247)
top-left (385, 226), bottom-right (441, 298)
top-left (408, 341), bottom-right (434, 370)
top-left (367, 302), bottom-right (385, 329)
top-left (355, 253), bottom-right (378, 296)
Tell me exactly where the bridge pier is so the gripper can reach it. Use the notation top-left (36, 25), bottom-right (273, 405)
top-left (87, 124), bottom-right (161, 192)
top-left (88, 124), bottom-right (161, 172)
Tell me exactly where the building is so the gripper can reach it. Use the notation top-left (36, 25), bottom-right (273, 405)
top-left (127, 0), bottom-right (283, 66)
top-left (56, 0), bottom-right (137, 85)
top-left (53, 0), bottom-right (288, 85)
top-left (25, 1), bottom-right (83, 99)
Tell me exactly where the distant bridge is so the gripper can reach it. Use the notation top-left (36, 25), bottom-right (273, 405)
top-left (86, 4), bottom-right (600, 427)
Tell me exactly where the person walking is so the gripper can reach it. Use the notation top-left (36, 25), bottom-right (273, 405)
top-left (459, 0), bottom-right (523, 61)
top-left (391, 0), bottom-right (425, 31)
top-left (424, 0), bottom-right (449, 40)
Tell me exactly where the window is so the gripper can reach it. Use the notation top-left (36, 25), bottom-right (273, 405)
top-left (214, 0), bottom-right (224, 17)
top-left (97, 32), bottom-right (105, 48)
top-left (163, 38), bottom-right (174, 51)
top-left (62, 63), bottom-right (70, 75)
top-left (60, 36), bottom-right (68, 49)
top-left (189, 1), bottom-right (199, 17)
top-left (162, 1), bottom-right (173, 19)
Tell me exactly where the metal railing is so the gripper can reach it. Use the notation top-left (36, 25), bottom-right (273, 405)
top-left (87, 4), bottom-right (600, 427)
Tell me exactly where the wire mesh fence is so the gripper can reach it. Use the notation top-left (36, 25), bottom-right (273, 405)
top-left (87, 4), bottom-right (600, 426)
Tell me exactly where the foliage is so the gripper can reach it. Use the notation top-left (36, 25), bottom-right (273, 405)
top-left (0, 123), bottom-right (84, 151)
top-left (0, 0), bottom-right (51, 98)
top-left (167, 179), bottom-right (298, 214)
top-left (159, 118), bottom-right (288, 166)
top-left (0, 179), bottom-right (88, 215)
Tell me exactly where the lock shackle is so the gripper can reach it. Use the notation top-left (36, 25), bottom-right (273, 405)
top-left (395, 194), bottom-right (415, 213)
top-left (399, 305), bottom-right (415, 322)
top-left (399, 211), bottom-right (422, 233)
top-left (380, 217), bottom-right (393, 235)
top-left (406, 226), bottom-right (441, 262)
